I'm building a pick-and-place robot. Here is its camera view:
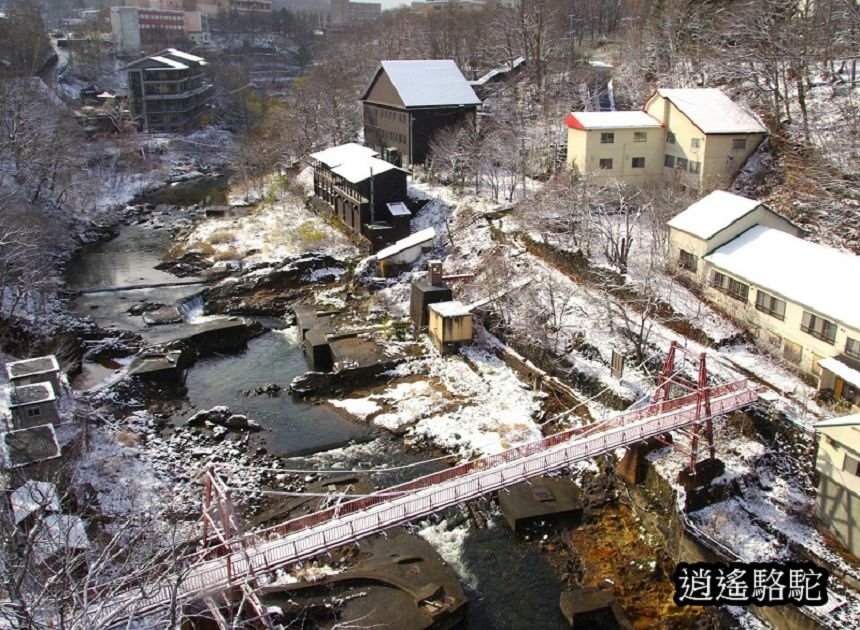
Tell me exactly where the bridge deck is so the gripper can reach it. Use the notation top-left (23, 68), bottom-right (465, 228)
top-left (92, 380), bottom-right (758, 627)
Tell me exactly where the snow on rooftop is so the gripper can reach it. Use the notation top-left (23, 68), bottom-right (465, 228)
top-left (33, 514), bottom-right (89, 562)
top-left (9, 382), bottom-right (55, 407)
top-left (376, 227), bottom-right (436, 260)
top-left (310, 143), bottom-right (378, 168)
top-left (565, 111), bottom-right (662, 130)
top-left (374, 60), bottom-right (481, 108)
top-left (6, 355), bottom-right (59, 379)
top-left (668, 190), bottom-right (762, 239)
top-left (704, 226), bottom-right (860, 330)
top-left (429, 300), bottom-right (471, 318)
top-left (470, 56), bottom-right (525, 87)
top-left (387, 202), bottom-right (412, 217)
top-left (331, 155), bottom-right (400, 184)
top-left (656, 88), bottom-right (768, 134)
top-left (817, 360), bottom-right (860, 391)
top-left (11, 481), bottom-right (60, 525)
top-left (166, 48), bottom-right (206, 64)
top-left (149, 55), bottom-right (188, 70)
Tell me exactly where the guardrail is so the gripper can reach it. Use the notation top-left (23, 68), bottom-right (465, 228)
top-left (93, 382), bottom-right (758, 627)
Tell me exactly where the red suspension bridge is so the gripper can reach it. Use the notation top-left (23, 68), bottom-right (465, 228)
top-left (90, 343), bottom-right (760, 628)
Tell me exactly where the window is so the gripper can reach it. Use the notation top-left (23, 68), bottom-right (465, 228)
top-left (801, 311), bottom-right (837, 344)
top-left (678, 249), bottom-right (697, 272)
top-left (599, 158), bottom-right (613, 170)
top-left (667, 131), bottom-right (676, 144)
top-left (755, 290), bottom-right (786, 320)
top-left (732, 138), bottom-right (747, 150)
top-left (689, 160), bottom-right (701, 174)
top-left (847, 337), bottom-right (860, 359)
top-left (664, 154), bottom-right (675, 168)
top-left (783, 339), bottom-right (802, 364)
top-left (843, 453), bottom-right (860, 477)
top-left (600, 132), bottom-right (615, 144)
top-left (712, 271), bottom-right (749, 302)
top-left (632, 157), bottom-right (645, 168)
top-left (26, 407), bottom-right (41, 417)
top-left (633, 131), bottom-right (647, 142)
top-left (691, 138), bottom-right (701, 149)
top-left (676, 157), bottom-right (689, 171)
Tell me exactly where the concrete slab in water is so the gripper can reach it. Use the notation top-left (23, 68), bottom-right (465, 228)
top-left (559, 588), bottom-right (633, 629)
top-left (499, 476), bottom-right (583, 532)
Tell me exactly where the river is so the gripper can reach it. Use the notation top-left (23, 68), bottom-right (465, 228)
top-left (63, 178), bottom-right (571, 629)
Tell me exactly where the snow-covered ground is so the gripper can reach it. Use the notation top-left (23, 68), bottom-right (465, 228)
top-left (185, 188), bottom-right (358, 265)
top-left (330, 339), bottom-right (543, 456)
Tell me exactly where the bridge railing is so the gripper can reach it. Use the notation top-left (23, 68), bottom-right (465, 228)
top-left (93, 382), bottom-right (758, 626)
top-left (199, 381), bottom-right (752, 556)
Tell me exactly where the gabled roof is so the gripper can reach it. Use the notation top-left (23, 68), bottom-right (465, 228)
top-left (362, 60), bottom-right (481, 108)
top-left (668, 190), bottom-right (764, 240)
top-left (310, 143), bottom-right (379, 168)
top-left (704, 226), bottom-right (860, 331)
top-left (653, 88), bottom-right (767, 134)
top-left (565, 111), bottom-right (662, 130)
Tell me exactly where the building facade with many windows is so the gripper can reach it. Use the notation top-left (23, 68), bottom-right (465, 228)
top-left (361, 59), bottom-right (481, 166)
top-left (566, 88), bottom-right (767, 190)
top-left (124, 48), bottom-right (213, 132)
top-left (668, 191), bottom-right (860, 403)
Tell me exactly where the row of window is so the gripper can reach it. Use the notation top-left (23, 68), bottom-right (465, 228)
top-left (141, 24), bottom-right (184, 30)
top-left (667, 132), bottom-right (747, 151)
top-left (598, 157), bottom-right (646, 170)
top-left (600, 131), bottom-right (649, 144)
top-left (371, 127), bottom-right (406, 145)
top-left (664, 154), bottom-right (701, 174)
top-left (708, 268), bottom-right (858, 350)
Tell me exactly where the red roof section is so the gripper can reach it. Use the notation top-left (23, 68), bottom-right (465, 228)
top-left (564, 113), bottom-right (585, 130)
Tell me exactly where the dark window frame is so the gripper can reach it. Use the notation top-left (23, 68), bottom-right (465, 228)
top-left (600, 132), bottom-right (615, 144)
top-left (801, 311), bottom-right (837, 345)
top-left (632, 157), bottom-right (645, 168)
top-left (755, 290), bottom-right (786, 321)
top-left (598, 158), bottom-right (613, 170)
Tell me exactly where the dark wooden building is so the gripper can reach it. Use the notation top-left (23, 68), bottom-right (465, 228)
top-left (310, 143), bottom-right (410, 250)
top-left (360, 60), bottom-right (481, 166)
top-left (123, 48), bottom-right (213, 132)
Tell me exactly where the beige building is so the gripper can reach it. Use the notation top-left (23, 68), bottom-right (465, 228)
top-left (566, 88), bottom-right (767, 190)
top-left (428, 301), bottom-right (473, 354)
top-left (815, 415), bottom-right (860, 558)
top-left (668, 191), bottom-right (860, 388)
top-left (564, 111), bottom-right (664, 185)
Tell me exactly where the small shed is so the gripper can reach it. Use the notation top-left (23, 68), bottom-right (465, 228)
top-left (6, 355), bottom-right (61, 392)
top-left (410, 259), bottom-right (452, 328)
top-left (8, 383), bottom-right (59, 430)
top-left (819, 356), bottom-right (860, 408)
top-left (427, 301), bottom-right (473, 354)
top-left (378, 227), bottom-right (436, 277)
top-left (385, 201), bottom-right (412, 240)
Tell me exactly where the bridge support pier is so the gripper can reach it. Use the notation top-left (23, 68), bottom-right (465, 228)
top-left (618, 437), bottom-right (670, 485)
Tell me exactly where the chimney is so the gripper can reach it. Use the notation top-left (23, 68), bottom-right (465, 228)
top-left (428, 260), bottom-right (443, 286)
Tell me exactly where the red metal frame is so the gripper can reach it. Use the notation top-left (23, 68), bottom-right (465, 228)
top-left (652, 341), bottom-right (716, 474)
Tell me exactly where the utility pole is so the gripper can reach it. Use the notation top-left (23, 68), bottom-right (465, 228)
top-left (369, 166), bottom-right (375, 224)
